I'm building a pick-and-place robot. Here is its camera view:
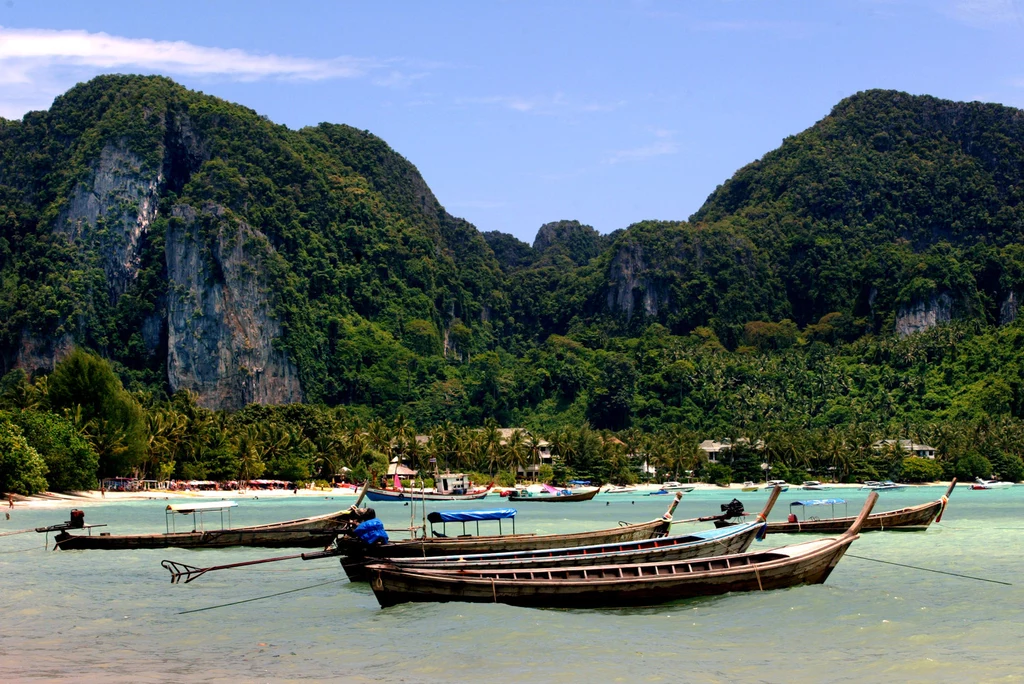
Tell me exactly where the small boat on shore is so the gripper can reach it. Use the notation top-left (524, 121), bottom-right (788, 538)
top-left (659, 482), bottom-right (696, 493)
top-left (365, 493), bottom-right (879, 608)
top-left (41, 502), bottom-right (376, 550)
top-left (764, 480), bottom-right (790, 492)
top-left (757, 480), bottom-right (956, 534)
top-left (507, 485), bottom-right (600, 502)
top-left (337, 494), bottom-right (683, 581)
top-left (860, 480), bottom-right (907, 491)
top-left (971, 478), bottom-right (1014, 490)
top-left (801, 481), bottom-right (832, 491)
top-left (602, 485), bottom-right (638, 494)
top-left (741, 482), bottom-right (760, 492)
top-left (365, 473), bottom-right (491, 502)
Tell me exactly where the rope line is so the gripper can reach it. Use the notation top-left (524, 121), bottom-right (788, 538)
top-left (178, 578), bottom-right (347, 614)
top-left (847, 554), bottom-right (1012, 586)
top-left (0, 545), bottom-right (41, 554)
top-left (0, 528), bottom-right (35, 537)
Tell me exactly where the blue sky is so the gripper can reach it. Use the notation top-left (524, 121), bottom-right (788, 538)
top-left (2, 1), bottom-right (1023, 243)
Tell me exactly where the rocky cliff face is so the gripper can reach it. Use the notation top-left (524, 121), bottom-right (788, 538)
top-left (54, 143), bottom-right (161, 299)
top-left (606, 242), bottom-right (667, 320)
top-left (166, 204), bottom-right (303, 410)
top-left (1000, 291), bottom-right (1020, 326)
top-left (896, 292), bottom-right (954, 336)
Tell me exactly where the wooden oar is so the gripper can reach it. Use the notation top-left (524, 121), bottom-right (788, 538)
top-left (163, 547), bottom-right (340, 584)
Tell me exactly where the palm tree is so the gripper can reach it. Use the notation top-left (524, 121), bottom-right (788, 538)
top-left (502, 429), bottom-right (528, 481)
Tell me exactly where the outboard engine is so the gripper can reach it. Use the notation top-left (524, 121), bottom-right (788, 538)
top-left (720, 499), bottom-right (746, 520)
top-left (69, 509), bottom-right (85, 528)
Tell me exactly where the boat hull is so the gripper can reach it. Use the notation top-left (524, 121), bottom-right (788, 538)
top-left (51, 509), bottom-right (367, 550)
top-left (761, 499), bottom-right (943, 534)
top-left (368, 536), bottom-right (854, 609)
top-left (507, 488), bottom-right (599, 502)
top-left (340, 517), bottom-right (671, 581)
top-left (386, 523), bottom-right (764, 572)
top-left (364, 488), bottom-right (490, 502)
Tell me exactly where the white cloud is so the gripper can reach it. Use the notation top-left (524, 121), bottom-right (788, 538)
top-left (604, 129), bottom-right (678, 165)
top-left (944, 0), bottom-right (1023, 27)
top-left (0, 25), bottom-right (407, 118)
top-left (457, 92), bottom-right (625, 115)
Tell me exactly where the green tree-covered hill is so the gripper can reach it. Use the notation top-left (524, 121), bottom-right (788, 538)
top-left (2, 78), bottom-right (1024, 435)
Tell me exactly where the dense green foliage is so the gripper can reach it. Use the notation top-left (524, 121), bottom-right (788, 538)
top-left (0, 412), bottom-right (49, 495)
top-left (2, 78), bottom-right (1024, 491)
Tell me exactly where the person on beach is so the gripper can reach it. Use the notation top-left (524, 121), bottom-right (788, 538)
top-left (8, 494), bottom-right (14, 509)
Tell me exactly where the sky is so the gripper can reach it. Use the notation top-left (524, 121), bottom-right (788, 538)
top-left (2, 0), bottom-right (1024, 244)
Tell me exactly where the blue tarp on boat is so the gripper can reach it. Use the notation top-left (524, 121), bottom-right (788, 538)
top-left (352, 518), bottom-right (389, 545)
top-left (790, 499), bottom-right (846, 507)
top-left (427, 508), bottom-right (517, 524)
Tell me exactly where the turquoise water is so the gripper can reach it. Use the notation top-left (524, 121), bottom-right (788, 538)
top-left (2, 486), bottom-right (1022, 683)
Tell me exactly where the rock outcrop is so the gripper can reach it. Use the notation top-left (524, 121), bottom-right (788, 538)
top-left (896, 292), bottom-right (954, 336)
top-left (166, 204), bottom-right (302, 410)
top-left (606, 242), bottom-right (667, 320)
top-left (54, 144), bottom-right (161, 300)
top-left (1000, 291), bottom-right (1020, 326)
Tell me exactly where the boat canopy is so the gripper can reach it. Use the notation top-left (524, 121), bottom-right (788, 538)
top-left (166, 501), bottom-right (239, 514)
top-left (569, 480), bottom-right (592, 485)
top-left (790, 499), bottom-right (846, 507)
top-left (427, 509), bottom-right (516, 524)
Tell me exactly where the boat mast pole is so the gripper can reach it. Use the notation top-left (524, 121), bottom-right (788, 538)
top-left (421, 474), bottom-right (427, 540)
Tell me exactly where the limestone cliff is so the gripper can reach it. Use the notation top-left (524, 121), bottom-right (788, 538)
top-left (895, 292), bottom-right (955, 337)
top-left (166, 204), bottom-right (303, 410)
top-left (606, 242), bottom-right (667, 320)
top-left (1000, 291), bottom-right (1020, 326)
top-left (54, 143), bottom-right (161, 299)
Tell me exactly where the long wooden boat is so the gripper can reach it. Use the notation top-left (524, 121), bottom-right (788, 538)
top-left (366, 492), bottom-right (878, 609)
top-left (383, 489), bottom-right (781, 573)
top-left (364, 487), bottom-right (491, 502)
top-left (338, 494), bottom-right (682, 581)
top-left (757, 480), bottom-right (956, 534)
top-left (507, 487), bottom-right (599, 502)
top-left (49, 506), bottom-right (375, 550)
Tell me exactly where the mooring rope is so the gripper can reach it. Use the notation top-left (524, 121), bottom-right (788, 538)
top-left (847, 554), bottom-right (1012, 586)
top-left (0, 545), bottom-right (42, 554)
top-left (0, 528), bottom-right (35, 537)
top-left (178, 578), bottom-right (347, 614)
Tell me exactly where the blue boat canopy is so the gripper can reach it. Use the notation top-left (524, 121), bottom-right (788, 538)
top-left (427, 508), bottom-right (517, 523)
top-left (790, 499), bottom-right (846, 507)
top-left (568, 480), bottom-right (592, 485)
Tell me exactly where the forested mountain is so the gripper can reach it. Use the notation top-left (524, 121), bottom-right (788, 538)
top-left (2, 77), bottom-right (1024, 463)
top-left (0, 75), bottom-right (504, 411)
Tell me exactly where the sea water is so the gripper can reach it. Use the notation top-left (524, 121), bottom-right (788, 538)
top-left (2, 487), bottom-right (1022, 683)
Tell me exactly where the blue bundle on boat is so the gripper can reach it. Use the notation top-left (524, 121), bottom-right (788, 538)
top-left (352, 518), bottom-right (389, 545)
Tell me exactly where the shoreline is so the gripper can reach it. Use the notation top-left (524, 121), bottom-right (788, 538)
top-left (5, 480), bottom-right (960, 509)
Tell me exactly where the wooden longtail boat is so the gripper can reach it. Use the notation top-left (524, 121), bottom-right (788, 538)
top-left (366, 492), bottom-right (879, 609)
top-left (338, 494), bottom-right (682, 581)
top-left (364, 488), bottom-right (491, 502)
top-left (47, 505), bottom-right (375, 550)
top-left (384, 488), bottom-right (781, 573)
top-left (757, 479), bottom-right (956, 534)
top-left (507, 486), bottom-right (600, 502)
